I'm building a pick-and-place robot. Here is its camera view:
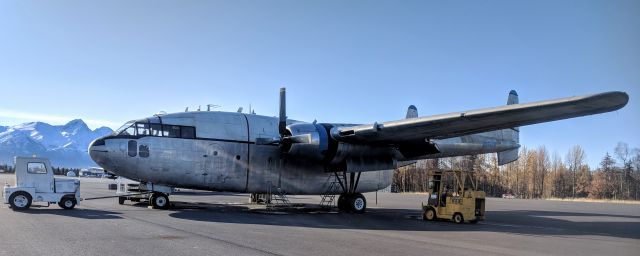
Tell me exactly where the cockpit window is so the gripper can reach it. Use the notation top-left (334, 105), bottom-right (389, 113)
top-left (136, 122), bottom-right (150, 136)
top-left (115, 121), bottom-right (135, 135)
top-left (115, 120), bottom-right (196, 139)
top-left (164, 125), bottom-right (181, 138)
top-left (150, 123), bottom-right (163, 136)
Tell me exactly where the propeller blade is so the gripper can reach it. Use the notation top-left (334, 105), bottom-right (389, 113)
top-left (279, 87), bottom-right (287, 136)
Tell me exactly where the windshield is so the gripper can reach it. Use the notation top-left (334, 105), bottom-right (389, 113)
top-left (115, 121), bottom-right (135, 135)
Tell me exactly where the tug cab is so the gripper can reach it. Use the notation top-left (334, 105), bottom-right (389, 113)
top-left (422, 169), bottom-right (485, 224)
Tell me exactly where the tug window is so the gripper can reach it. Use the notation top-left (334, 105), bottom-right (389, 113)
top-left (139, 145), bottom-right (149, 158)
top-left (181, 126), bottom-right (196, 139)
top-left (163, 125), bottom-right (181, 138)
top-left (27, 162), bottom-right (47, 174)
top-left (128, 140), bottom-right (137, 157)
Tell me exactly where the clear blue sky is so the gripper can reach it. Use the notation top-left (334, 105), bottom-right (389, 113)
top-left (0, 0), bottom-right (638, 168)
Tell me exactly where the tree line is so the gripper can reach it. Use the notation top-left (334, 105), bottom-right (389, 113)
top-left (393, 142), bottom-right (640, 200)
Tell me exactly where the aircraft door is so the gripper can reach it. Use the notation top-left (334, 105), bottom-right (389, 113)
top-left (203, 142), bottom-right (248, 191)
top-left (204, 143), bottom-right (226, 187)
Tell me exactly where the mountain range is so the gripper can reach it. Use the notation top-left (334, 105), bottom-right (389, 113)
top-left (0, 120), bottom-right (113, 168)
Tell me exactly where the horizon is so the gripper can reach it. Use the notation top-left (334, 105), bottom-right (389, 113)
top-left (1, 1), bottom-right (638, 168)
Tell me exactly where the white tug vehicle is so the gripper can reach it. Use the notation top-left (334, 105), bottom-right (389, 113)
top-left (3, 156), bottom-right (80, 210)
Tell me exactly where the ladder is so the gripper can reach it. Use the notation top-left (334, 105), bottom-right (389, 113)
top-left (319, 174), bottom-right (342, 208)
top-left (267, 187), bottom-right (291, 208)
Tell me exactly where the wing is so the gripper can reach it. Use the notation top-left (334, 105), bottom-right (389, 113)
top-left (331, 91), bottom-right (628, 145)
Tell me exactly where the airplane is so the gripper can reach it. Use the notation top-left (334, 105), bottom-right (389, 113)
top-left (88, 89), bottom-right (628, 212)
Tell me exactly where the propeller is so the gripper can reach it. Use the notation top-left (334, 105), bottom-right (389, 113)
top-left (255, 87), bottom-right (312, 146)
top-left (279, 87), bottom-right (287, 137)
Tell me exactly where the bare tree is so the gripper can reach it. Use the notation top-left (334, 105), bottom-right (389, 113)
top-left (566, 145), bottom-right (586, 198)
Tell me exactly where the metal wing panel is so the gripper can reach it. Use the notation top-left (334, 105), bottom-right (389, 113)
top-left (332, 91), bottom-right (628, 145)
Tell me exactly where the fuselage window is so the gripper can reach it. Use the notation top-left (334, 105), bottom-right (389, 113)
top-left (163, 125), bottom-right (181, 138)
top-left (128, 140), bottom-right (137, 157)
top-left (181, 126), bottom-right (196, 139)
top-left (139, 145), bottom-right (149, 158)
top-left (136, 123), bottom-right (150, 136)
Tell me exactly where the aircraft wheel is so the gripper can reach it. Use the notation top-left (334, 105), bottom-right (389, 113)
top-left (349, 193), bottom-right (366, 214)
top-left (9, 191), bottom-right (32, 210)
top-left (150, 193), bottom-right (170, 209)
top-left (118, 196), bottom-right (125, 205)
top-left (337, 194), bottom-right (348, 211)
top-left (453, 213), bottom-right (464, 224)
top-left (59, 196), bottom-right (77, 210)
top-left (423, 208), bottom-right (436, 221)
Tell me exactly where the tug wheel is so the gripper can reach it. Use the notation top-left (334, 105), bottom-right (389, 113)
top-left (9, 191), bottom-right (32, 210)
top-left (59, 196), bottom-right (77, 210)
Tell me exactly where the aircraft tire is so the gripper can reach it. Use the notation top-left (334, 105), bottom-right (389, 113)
top-left (9, 191), bottom-right (32, 210)
top-left (118, 196), bottom-right (126, 205)
top-left (151, 193), bottom-right (170, 209)
top-left (349, 193), bottom-right (366, 214)
top-left (337, 194), bottom-right (348, 211)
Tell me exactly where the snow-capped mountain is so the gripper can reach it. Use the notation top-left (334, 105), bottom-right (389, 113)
top-left (0, 120), bottom-right (113, 168)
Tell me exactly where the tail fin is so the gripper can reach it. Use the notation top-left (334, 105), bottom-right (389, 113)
top-left (498, 90), bottom-right (520, 165)
top-left (406, 105), bottom-right (418, 118)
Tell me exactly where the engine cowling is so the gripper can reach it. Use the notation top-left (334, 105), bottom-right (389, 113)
top-left (283, 123), bottom-right (397, 172)
top-left (282, 123), bottom-right (330, 162)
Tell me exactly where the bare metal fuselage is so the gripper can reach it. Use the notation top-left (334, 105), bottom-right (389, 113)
top-left (89, 111), bottom-right (518, 195)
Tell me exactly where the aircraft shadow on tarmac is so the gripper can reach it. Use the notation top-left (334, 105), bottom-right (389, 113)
top-left (12, 207), bottom-right (123, 220)
top-left (162, 201), bottom-right (640, 240)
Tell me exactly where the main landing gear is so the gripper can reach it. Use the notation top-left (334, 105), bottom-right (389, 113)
top-left (334, 171), bottom-right (367, 214)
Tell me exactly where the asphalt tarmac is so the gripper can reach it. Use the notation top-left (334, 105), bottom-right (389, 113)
top-left (1, 175), bottom-right (639, 256)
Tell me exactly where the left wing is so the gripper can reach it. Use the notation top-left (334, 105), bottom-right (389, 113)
top-left (331, 91), bottom-right (628, 145)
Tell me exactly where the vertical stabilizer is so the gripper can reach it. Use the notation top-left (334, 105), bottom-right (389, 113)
top-left (507, 90), bottom-right (519, 105)
top-left (498, 90), bottom-right (520, 165)
top-left (406, 105), bottom-right (418, 118)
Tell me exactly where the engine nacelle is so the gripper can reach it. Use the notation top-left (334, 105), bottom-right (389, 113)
top-left (283, 123), bottom-right (330, 162)
top-left (284, 123), bottom-right (398, 172)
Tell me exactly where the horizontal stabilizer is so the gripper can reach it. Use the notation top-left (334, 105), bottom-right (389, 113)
top-left (498, 148), bottom-right (519, 165)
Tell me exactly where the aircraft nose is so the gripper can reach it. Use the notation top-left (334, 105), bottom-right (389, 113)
top-left (89, 137), bottom-right (108, 165)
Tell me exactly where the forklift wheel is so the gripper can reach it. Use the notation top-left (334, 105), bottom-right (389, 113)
top-left (423, 208), bottom-right (436, 221)
top-left (453, 213), bottom-right (464, 224)
top-left (118, 196), bottom-right (126, 205)
top-left (59, 197), bottom-right (77, 210)
top-left (9, 191), bottom-right (32, 210)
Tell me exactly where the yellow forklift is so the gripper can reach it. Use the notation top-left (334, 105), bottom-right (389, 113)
top-left (422, 169), bottom-right (485, 224)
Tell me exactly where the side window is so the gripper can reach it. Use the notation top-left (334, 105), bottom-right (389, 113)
top-left (27, 162), bottom-right (47, 174)
top-left (181, 126), bottom-right (196, 139)
top-left (136, 123), bottom-right (150, 136)
top-left (128, 140), bottom-right (137, 157)
top-left (163, 125), bottom-right (181, 138)
top-left (139, 145), bottom-right (149, 158)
